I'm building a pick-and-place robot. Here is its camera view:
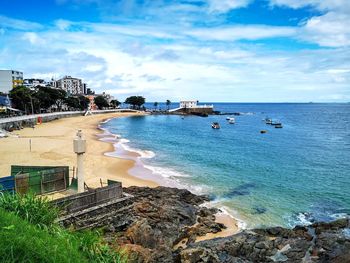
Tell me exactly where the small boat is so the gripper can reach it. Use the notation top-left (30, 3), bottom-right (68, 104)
top-left (228, 117), bottom-right (235, 124)
top-left (274, 123), bottom-right (283, 128)
top-left (271, 121), bottom-right (282, 126)
top-left (226, 117), bottom-right (231, 120)
top-left (260, 130), bottom-right (267, 134)
top-left (265, 118), bottom-right (273, 125)
top-left (212, 122), bottom-right (220, 129)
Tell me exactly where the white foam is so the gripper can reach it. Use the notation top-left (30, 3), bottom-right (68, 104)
top-left (295, 213), bottom-right (313, 226)
top-left (119, 138), bottom-right (130, 144)
top-left (144, 165), bottom-right (190, 178)
top-left (201, 202), bottom-right (247, 230)
top-left (100, 118), bottom-right (113, 124)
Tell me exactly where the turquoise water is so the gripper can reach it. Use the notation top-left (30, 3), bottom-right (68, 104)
top-left (102, 103), bottom-right (350, 228)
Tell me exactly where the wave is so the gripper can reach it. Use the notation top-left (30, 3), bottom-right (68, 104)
top-left (143, 165), bottom-right (190, 178)
top-left (288, 211), bottom-right (349, 227)
top-left (121, 143), bottom-right (155, 159)
top-left (99, 118), bottom-right (113, 124)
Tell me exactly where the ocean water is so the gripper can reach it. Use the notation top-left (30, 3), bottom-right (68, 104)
top-left (102, 103), bottom-right (350, 228)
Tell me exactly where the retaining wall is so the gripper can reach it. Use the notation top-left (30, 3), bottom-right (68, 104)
top-left (0, 109), bottom-right (140, 131)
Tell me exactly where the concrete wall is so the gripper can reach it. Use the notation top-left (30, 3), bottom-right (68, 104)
top-left (0, 111), bottom-right (84, 131)
top-left (54, 182), bottom-right (123, 215)
top-left (0, 109), bottom-right (140, 131)
top-left (185, 107), bottom-right (214, 114)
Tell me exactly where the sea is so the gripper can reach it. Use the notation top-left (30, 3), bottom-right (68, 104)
top-left (101, 103), bottom-right (350, 229)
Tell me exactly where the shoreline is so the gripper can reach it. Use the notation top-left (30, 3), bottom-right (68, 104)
top-left (98, 116), bottom-right (241, 239)
top-left (0, 112), bottom-right (240, 238)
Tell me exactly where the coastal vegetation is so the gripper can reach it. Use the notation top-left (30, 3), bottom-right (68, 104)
top-left (153, 101), bottom-right (158, 110)
top-left (124, 96), bottom-right (145, 109)
top-left (94, 95), bottom-right (110, 110)
top-left (110, 99), bottom-right (121, 109)
top-left (8, 85), bottom-right (91, 114)
top-left (64, 95), bottom-right (90, 111)
top-left (166, 99), bottom-right (171, 110)
top-left (0, 193), bottom-right (127, 263)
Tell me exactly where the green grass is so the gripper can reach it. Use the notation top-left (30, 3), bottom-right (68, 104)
top-left (0, 208), bottom-right (87, 263)
top-left (0, 193), bottom-right (128, 263)
top-left (0, 193), bottom-right (59, 228)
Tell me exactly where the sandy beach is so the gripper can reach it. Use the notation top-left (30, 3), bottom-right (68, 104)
top-left (0, 112), bottom-right (158, 189)
top-left (0, 112), bottom-right (239, 237)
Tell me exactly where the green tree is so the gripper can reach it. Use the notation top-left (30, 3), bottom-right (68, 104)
top-left (124, 96), bottom-right (145, 110)
top-left (166, 100), bottom-right (171, 110)
top-left (110, 99), bottom-right (121, 109)
top-left (52, 89), bottom-right (67, 111)
top-left (31, 87), bottom-right (67, 113)
top-left (153, 102), bottom-right (158, 110)
top-left (94, 95), bottom-right (109, 110)
top-left (64, 97), bottom-right (80, 110)
top-left (64, 96), bottom-right (90, 110)
top-left (78, 96), bottom-right (90, 110)
top-left (9, 86), bottom-right (33, 113)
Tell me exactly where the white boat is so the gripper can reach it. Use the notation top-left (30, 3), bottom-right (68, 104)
top-left (212, 122), bottom-right (220, 129)
top-left (228, 117), bottom-right (235, 124)
top-left (265, 118), bottom-right (273, 125)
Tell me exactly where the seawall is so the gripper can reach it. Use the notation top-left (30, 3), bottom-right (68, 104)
top-left (0, 109), bottom-right (140, 131)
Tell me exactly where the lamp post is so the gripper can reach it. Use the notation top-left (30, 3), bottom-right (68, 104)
top-left (73, 130), bottom-right (86, 193)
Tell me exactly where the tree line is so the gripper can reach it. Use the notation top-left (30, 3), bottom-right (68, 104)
top-left (7, 86), bottom-right (172, 114)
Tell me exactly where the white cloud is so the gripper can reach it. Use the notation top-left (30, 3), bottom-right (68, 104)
top-left (55, 19), bottom-right (73, 30)
top-left (1, 14), bottom-right (350, 102)
top-left (269, 0), bottom-right (350, 12)
top-left (186, 25), bottom-right (296, 41)
top-left (0, 15), bottom-right (43, 31)
top-left (208, 0), bottom-right (252, 13)
top-left (22, 32), bottom-right (45, 45)
top-left (299, 12), bottom-right (350, 47)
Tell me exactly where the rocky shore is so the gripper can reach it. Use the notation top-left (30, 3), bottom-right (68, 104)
top-left (63, 186), bottom-right (350, 263)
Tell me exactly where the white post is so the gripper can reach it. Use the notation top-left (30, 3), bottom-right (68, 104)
top-left (73, 130), bottom-right (86, 193)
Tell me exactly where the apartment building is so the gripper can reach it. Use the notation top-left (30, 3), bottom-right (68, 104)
top-left (0, 70), bottom-right (23, 93)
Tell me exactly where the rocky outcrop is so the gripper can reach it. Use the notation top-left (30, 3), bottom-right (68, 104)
top-left (177, 218), bottom-right (350, 263)
top-left (118, 187), bottom-right (225, 262)
top-left (60, 186), bottom-right (350, 263)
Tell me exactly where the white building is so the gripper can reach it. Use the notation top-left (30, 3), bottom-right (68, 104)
top-left (180, 100), bottom-right (198, 108)
top-left (23, 79), bottom-right (47, 89)
top-left (0, 70), bottom-right (23, 94)
top-left (179, 100), bottom-right (214, 110)
top-left (55, 76), bottom-right (84, 95)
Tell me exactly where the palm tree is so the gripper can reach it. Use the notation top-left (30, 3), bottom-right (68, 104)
top-left (166, 100), bottom-right (171, 111)
top-left (153, 102), bottom-right (158, 111)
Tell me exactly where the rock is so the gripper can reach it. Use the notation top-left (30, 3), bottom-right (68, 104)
top-left (59, 185), bottom-right (350, 263)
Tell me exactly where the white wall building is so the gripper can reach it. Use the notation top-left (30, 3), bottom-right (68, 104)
top-left (23, 79), bottom-right (47, 89)
top-left (0, 70), bottom-right (23, 94)
top-left (180, 100), bottom-right (198, 108)
top-left (55, 76), bottom-right (84, 95)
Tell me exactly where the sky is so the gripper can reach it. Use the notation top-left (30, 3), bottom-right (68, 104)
top-left (0, 0), bottom-right (349, 102)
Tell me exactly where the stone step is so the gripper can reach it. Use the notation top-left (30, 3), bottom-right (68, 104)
top-left (75, 204), bottom-right (134, 230)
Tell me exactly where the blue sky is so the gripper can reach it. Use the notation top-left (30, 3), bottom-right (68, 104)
top-left (0, 0), bottom-right (349, 102)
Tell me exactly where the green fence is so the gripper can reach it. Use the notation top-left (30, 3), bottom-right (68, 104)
top-left (10, 165), bottom-right (70, 195)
